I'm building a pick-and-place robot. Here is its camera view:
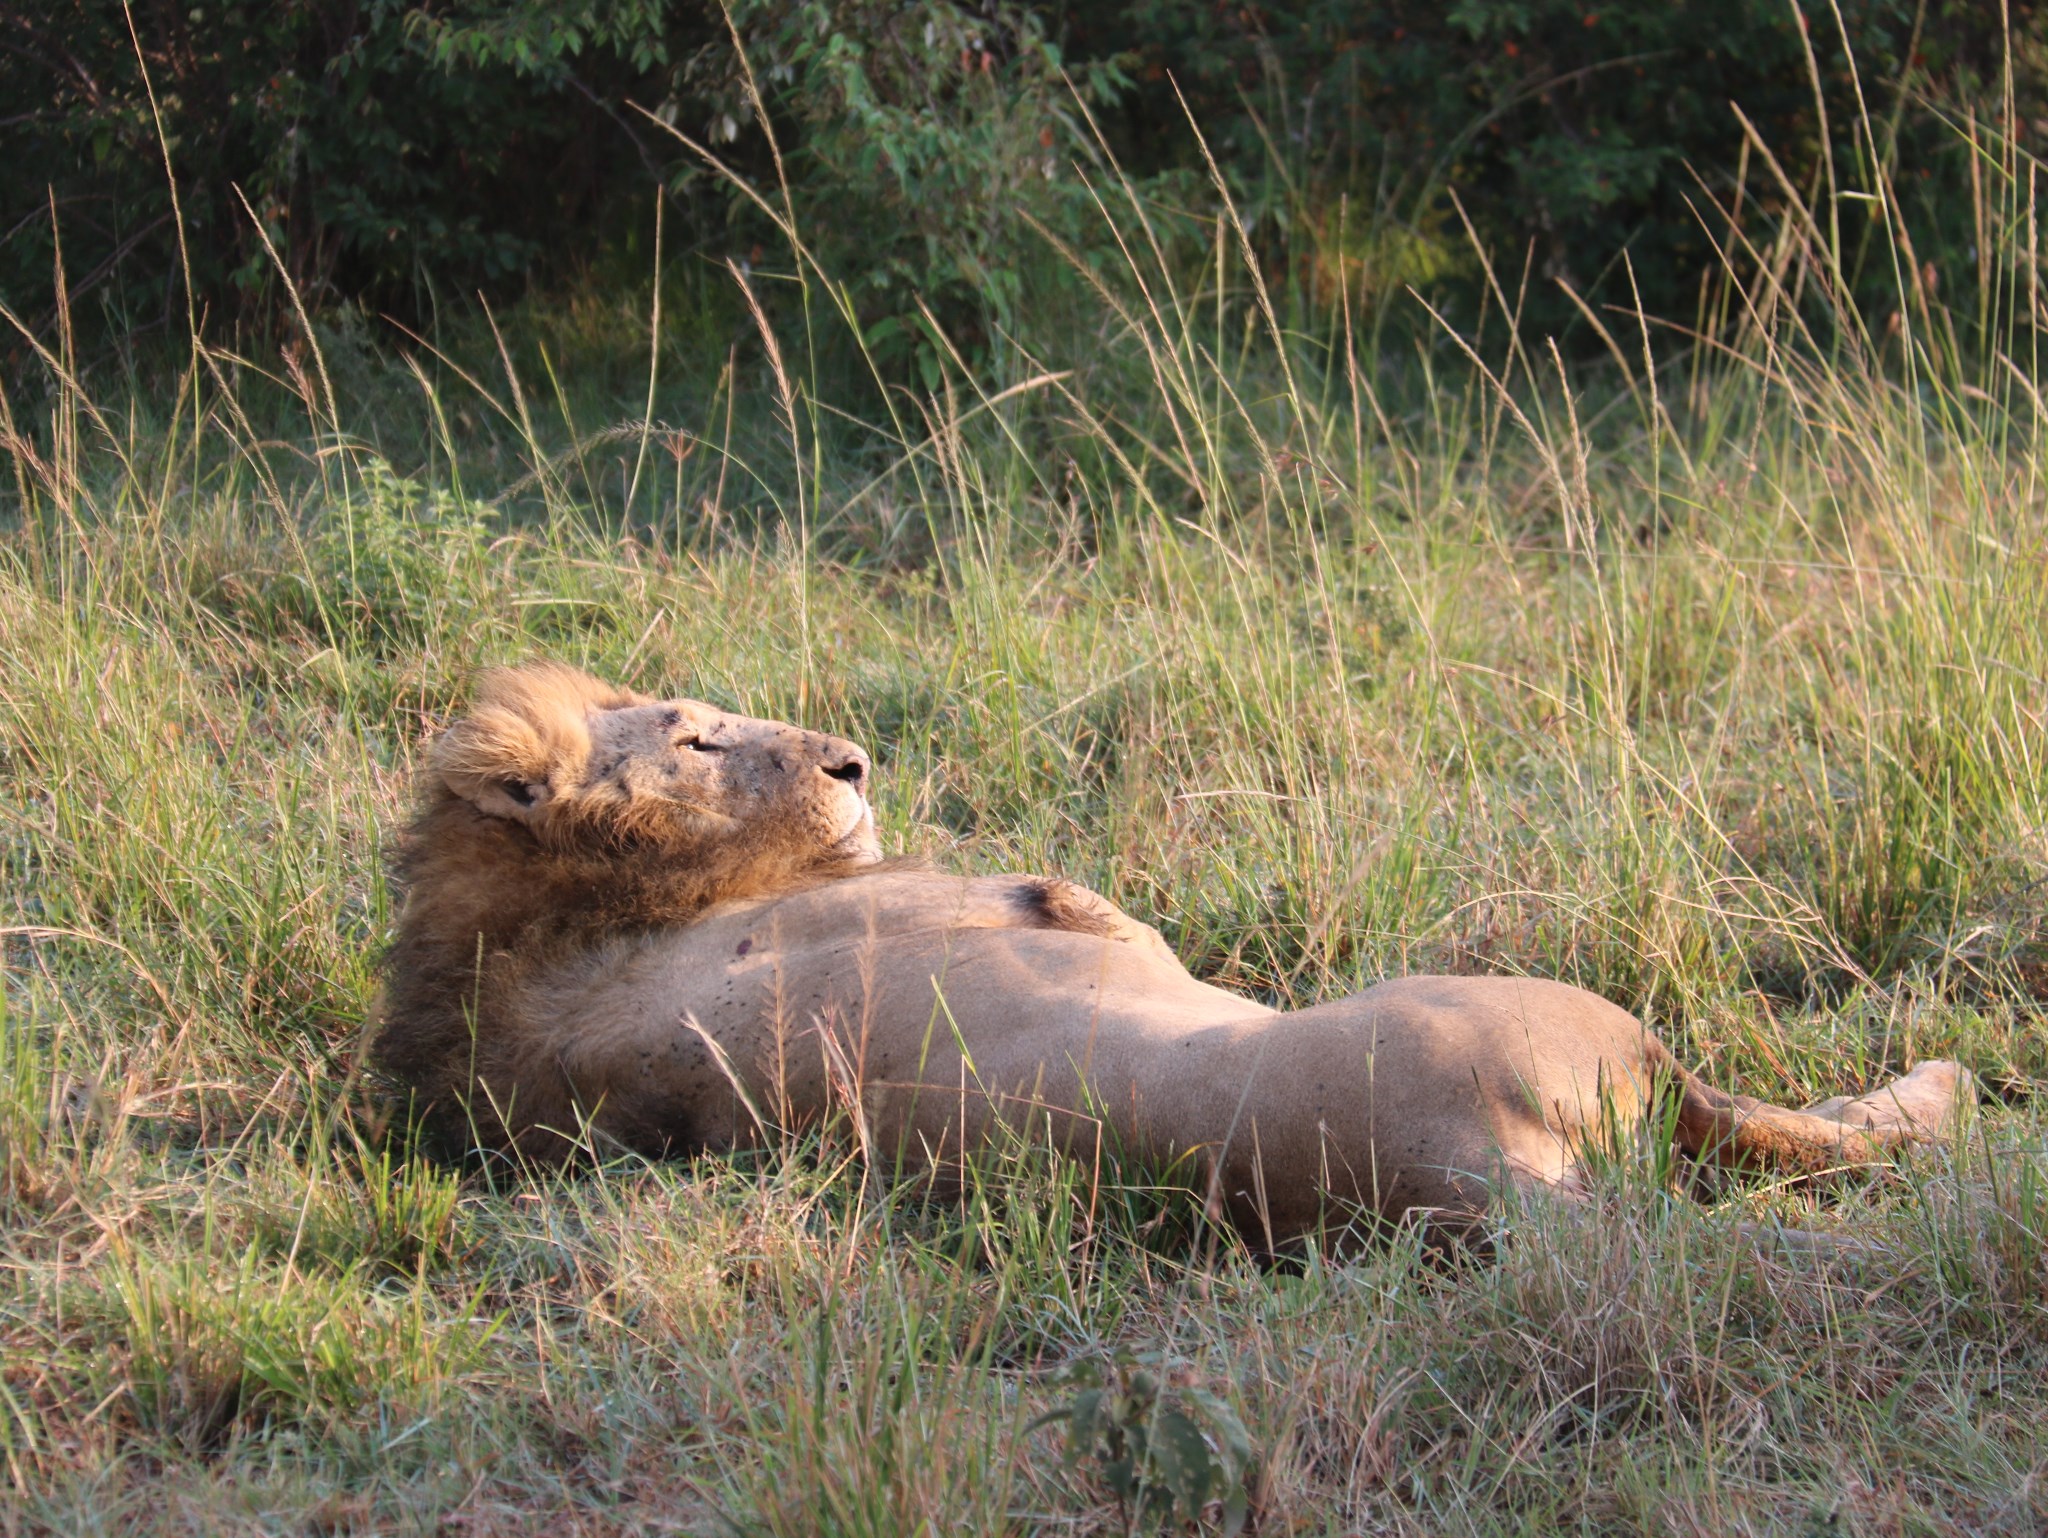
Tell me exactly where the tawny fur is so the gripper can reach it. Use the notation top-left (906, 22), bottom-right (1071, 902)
top-left (372, 663), bottom-right (1972, 1237)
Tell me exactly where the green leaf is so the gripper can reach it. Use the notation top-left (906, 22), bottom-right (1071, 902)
top-left (1060, 1387), bottom-right (1103, 1466)
top-left (1150, 1407), bottom-right (1216, 1513)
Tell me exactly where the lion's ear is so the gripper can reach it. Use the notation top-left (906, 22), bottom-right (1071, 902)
top-left (430, 705), bottom-right (571, 824)
top-left (466, 773), bottom-right (558, 823)
top-left (430, 661), bottom-right (638, 822)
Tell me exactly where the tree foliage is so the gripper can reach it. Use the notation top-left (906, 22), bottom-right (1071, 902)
top-left (1076, 0), bottom-right (2031, 322)
top-left (1, 0), bottom-right (2038, 350)
top-left (2, 0), bottom-right (692, 326)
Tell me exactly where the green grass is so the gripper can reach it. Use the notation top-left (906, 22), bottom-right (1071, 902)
top-left (2, 122), bottom-right (2047, 1533)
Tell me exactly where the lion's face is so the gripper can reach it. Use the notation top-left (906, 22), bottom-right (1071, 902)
top-left (575, 695), bottom-right (878, 858)
top-left (428, 664), bottom-right (877, 863)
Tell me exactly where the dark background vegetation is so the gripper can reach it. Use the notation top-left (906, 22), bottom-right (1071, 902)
top-left (2, 0), bottom-right (2037, 367)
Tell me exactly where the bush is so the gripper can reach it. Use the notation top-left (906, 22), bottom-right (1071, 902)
top-left (1069, 0), bottom-right (2035, 327)
top-left (1, 1), bottom-right (2038, 354)
top-left (680, 0), bottom-right (1139, 376)
top-left (0, 0), bottom-right (697, 329)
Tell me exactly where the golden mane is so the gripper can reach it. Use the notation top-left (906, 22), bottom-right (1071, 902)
top-left (371, 665), bottom-right (885, 1147)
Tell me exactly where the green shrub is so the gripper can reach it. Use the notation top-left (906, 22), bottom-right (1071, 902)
top-left (8, 1), bottom-right (2037, 359)
top-left (1072, 0), bottom-right (2034, 329)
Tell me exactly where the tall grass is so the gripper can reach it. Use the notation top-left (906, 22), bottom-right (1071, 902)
top-left (0, 73), bottom-right (2045, 1534)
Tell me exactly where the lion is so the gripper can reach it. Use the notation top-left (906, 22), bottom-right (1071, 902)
top-left (371, 662), bottom-right (1970, 1243)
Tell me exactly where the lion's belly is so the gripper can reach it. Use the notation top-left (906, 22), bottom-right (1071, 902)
top-left (559, 873), bottom-right (1258, 1154)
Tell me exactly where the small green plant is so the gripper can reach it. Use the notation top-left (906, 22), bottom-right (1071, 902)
top-left (109, 1246), bottom-right (373, 1448)
top-left (234, 1134), bottom-right (468, 1278)
top-left (351, 1138), bottom-right (467, 1277)
top-left (104, 1238), bottom-right (501, 1452)
top-left (197, 455), bottom-right (500, 653)
top-left (1037, 1350), bottom-right (1253, 1534)
top-left (307, 458), bottom-right (499, 651)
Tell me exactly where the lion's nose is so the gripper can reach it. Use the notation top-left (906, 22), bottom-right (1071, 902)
top-left (821, 747), bottom-right (868, 788)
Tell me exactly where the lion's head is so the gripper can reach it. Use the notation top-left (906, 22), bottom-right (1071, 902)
top-left (427, 662), bottom-right (877, 864)
top-left (373, 663), bottom-right (880, 1124)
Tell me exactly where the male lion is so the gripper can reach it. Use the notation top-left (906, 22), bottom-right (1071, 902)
top-left (373, 663), bottom-right (1968, 1243)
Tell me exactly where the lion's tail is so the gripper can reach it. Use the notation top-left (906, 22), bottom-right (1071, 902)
top-left (1652, 1051), bottom-right (1970, 1177)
